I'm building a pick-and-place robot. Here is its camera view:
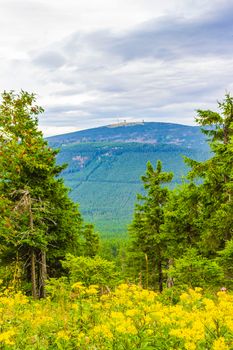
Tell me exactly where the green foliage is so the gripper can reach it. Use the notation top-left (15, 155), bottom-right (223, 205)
top-left (81, 224), bottom-right (100, 257)
top-left (218, 239), bottom-right (233, 287)
top-left (126, 93), bottom-right (233, 292)
top-left (169, 248), bottom-right (224, 288)
top-left (184, 93), bottom-right (233, 254)
top-left (129, 161), bottom-right (173, 291)
top-left (1, 90), bottom-right (233, 304)
top-left (99, 237), bottom-right (128, 267)
top-left (62, 254), bottom-right (119, 288)
top-left (45, 277), bottom-right (70, 301)
top-left (0, 91), bottom-right (99, 297)
top-left (50, 137), bottom-right (209, 236)
top-left (163, 183), bottom-right (202, 258)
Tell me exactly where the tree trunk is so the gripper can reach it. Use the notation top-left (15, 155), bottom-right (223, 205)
top-left (223, 124), bottom-right (228, 145)
top-left (145, 253), bottom-right (149, 289)
top-left (31, 250), bottom-right (37, 299)
top-left (29, 198), bottom-right (38, 299)
top-left (39, 250), bottom-right (47, 298)
top-left (158, 252), bottom-right (163, 292)
top-left (138, 271), bottom-right (142, 288)
top-left (167, 258), bottom-right (174, 288)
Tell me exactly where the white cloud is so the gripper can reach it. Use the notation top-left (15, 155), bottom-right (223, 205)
top-left (39, 125), bottom-right (80, 138)
top-left (0, 0), bottom-right (232, 135)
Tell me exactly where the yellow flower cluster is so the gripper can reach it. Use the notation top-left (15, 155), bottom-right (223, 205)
top-left (56, 330), bottom-right (70, 341)
top-left (0, 284), bottom-right (232, 349)
top-left (0, 330), bottom-right (15, 346)
top-left (212, 337), bottom-right (229, 350)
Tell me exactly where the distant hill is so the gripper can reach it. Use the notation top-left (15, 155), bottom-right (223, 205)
top-left (48, 122), bottom-right (205, 148)
top-left (48, 122), bottom-right (210, 237)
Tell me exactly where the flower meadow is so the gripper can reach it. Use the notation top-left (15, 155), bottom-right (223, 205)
top-left (0, 282), bottom-right (233, 350)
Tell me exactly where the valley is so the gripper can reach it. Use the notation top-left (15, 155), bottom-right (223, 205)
top-left (48, 122), bottom-right (210, 236)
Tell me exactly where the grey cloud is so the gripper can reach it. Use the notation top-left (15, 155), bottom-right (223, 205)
top-left (52, 87), bottom-right (87, 96)
top-left (42, 56), bottom-right (232, 127)
top-left (35, 2), bottom-right (233, 133)
top-left (111, 15), bottom-right (232, 61)
top-left (46, 104), bottom-right (83, 115)
top-left (33, 51), bottom-right (66, 69)
top-left (63, 3), bottom-right (233, 62)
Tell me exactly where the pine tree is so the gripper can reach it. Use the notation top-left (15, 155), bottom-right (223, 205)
top-left (0, 91), bottom-right (84, 297)
top-left (185, 93), bottom-right (233, 254)
top-left (163, 182), bottom-right (202, 257)
top-left (129, 160), bottom-right (173, 291)
top-left (82, 223), bottom-right (99, 257)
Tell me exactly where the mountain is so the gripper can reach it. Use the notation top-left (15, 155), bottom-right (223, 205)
top-left (48, 121), bottom-right (205, 148)
top-left (48, 122), bottom-right (210, 237)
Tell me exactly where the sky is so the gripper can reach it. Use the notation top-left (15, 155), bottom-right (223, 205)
top-left (0, 0), bottom-right (233, 136)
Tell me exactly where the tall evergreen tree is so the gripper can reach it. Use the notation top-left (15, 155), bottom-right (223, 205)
top-left (81, 223), bottom-right (99, 258)
top-left (129, 160), bottom-right (173, 291)
top-left (184, 93), bottom-right (233, 254)
top-left (0, 91), bottom-right (88, 297)
top-left (163, 182), bottom-right (202, 257)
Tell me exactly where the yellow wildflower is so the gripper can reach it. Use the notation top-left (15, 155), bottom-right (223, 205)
top-left (184, 341), bottom-right (196, 350)
top-left (212, 337), bottom-right (229, 350)
top-left (72, 282), bottom-right (85, 290)
top-left (125, 309), bottom-right (140, 317)
top-left (86, 285), bottom-right (98, 295)
top-left (92, 324), bottom-right (113, 339)
top-left (0, 329), bottom-right (16, 345)
top-left (115, 320), bottom-right (137, 335)
top-left (57, 330), bottom-right (70, 341)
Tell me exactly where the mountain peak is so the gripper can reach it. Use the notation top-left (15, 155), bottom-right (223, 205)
top-left (47, 121), bottom-right (203, 149)
top-left (106, 121), bottom-right (145, 128)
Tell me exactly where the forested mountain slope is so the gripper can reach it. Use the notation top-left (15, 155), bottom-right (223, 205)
top-left (48, 122), bottom-right (209, 236)
top-left (48, 121), bottom-right (205, 147)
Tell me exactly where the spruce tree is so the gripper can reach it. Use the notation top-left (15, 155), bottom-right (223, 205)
top-left (129, 160), bottom-right (173, 291)
top-left (0, 91), bottom-right (85, 297)
top-left (185, 93), bottom-right (233, 254)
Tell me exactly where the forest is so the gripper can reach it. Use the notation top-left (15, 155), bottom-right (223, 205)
top-left (47, 118), bottom-right (209, 237)
top-left (53, 140), bottom-right (209, 236)
top-left (0, 91), bottom-right (233, 349)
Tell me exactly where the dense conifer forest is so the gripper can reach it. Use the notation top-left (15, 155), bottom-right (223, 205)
top-left (0, 91), bottom-right (233, 349)
top-left (48, 123), bottom-right (209, 236)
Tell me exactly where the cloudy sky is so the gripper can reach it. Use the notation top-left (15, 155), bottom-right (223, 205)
top-left (1, 0), bottom-right (233, 136)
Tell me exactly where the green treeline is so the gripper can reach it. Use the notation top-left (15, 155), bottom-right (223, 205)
top-left (0, 91), bottom-right (99, 297)
top-left (0, 91), bottom-right (233, 296)
top-left (128, 93), bottom-right (233, 291)
top-left (54, 139), bottom-right (209, 236)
